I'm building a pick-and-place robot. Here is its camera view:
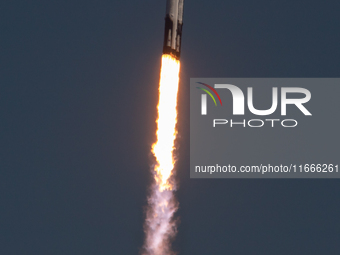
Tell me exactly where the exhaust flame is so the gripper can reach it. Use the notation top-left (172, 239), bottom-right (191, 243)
top-left (143, 54), bottom-right (180, 255)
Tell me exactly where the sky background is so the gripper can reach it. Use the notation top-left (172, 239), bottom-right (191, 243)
top-left (1, 0), bottom-right (340, 254)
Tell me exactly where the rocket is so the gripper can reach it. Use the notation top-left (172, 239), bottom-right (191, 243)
top-left (163, 0), bottom-right (184, 60)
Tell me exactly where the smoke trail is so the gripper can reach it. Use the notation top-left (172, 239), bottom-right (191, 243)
top-left (143, 54), bottom-right (180, 255)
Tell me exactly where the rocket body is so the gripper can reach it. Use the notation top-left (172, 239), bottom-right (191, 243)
top-left (163, 0), bottom-right (184, 60)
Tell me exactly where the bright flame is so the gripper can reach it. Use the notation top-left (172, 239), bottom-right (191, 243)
top-left (143, 54), bottom-right (180, 255)
top-left (152, 55), bottom-right (180, 191)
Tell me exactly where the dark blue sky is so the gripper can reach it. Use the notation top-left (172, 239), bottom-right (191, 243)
top-left (1, 0), bottom-right (340, 254)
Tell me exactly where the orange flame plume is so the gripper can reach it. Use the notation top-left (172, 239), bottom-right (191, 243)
top-left (143, 54), bottom-right (180, 255)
